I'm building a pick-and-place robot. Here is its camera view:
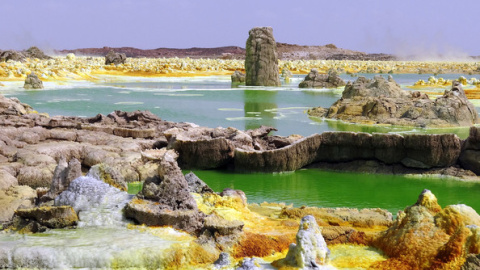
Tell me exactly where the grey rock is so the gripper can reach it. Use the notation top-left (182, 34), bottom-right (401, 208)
top-left (24, 72), bottom-right (44, 89)
top-left (275, 215), bottom-right (330, 269)
top-left (245, 27), bottom-right (281, 86)
top-left (185, 172), bottom-right (214, 194)
top-left (236, 257), bottom-right (261, 270)
top-left (41, 157), bottom-right (82, 201)
top-left (214, 252), bottom-right (231, 269)
top-left (105, 50), bottom-right (126, 65)
top-left (231, 70), bottom-right (246, 83)
top-left (310, 77), bottom-right (479, 127)
top-left (299, 69), bottom-right (346, 88)
top-left (24, 47), bottom-right (52, 60)
top-left (140, 149), bottom-right (198, 210)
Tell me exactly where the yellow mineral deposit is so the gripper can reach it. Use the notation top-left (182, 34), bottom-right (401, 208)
top-left (1, 56), bottom-right (480, 84)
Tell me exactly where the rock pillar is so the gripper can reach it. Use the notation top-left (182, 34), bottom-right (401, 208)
top-left (245, 27), bottom-right (281, 86)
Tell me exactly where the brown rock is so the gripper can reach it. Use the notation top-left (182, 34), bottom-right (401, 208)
top-left (23, 72), bottom-right (44, 90)
top-left (105, 50), bottom-right (126, 65)
top-left (245, 27), bottom-right (281, 86)
top-left (234, 134), bottom-right (322, 172)
top-left (14, 205), bottom-right (78, 229)
top-left (124, 198), bottom-right (205, 235)
top-left (299, 69), bottom-right (346, 88)
top-left (0, 185), bottom-right (36, 223)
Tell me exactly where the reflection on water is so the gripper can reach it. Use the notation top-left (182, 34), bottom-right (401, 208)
top-left (243, 90), bottom-right (277, 130)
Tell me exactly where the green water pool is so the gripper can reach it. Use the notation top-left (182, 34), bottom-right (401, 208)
top-left (188, 169), bottom-right (480, 215)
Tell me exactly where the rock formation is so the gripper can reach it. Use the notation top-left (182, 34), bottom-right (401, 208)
top-left (23, 72), bottom-right (44, 89)
top-left (245, 27), bottom-right (281, 86)
top-left (12, 205), bottom-right (78, 233)
top-left (24, 46), bottom-right (52, 60)
top-left (374, 189), bottom-right (480, 269)
top-left (0, 50), bottom-right (25, 62)
top-left (299, 69), bottom-right (346, 88)
top-left (185, 171), bottom-right (214, 194)
top-left (124, 149), bottom-right (206, 234)
top-left (308, 76), bottom-right (479, 127)
top-left (459, 126), bottom-right (480, 175)
top-left (105, 50), bottom-right (127, 65)
top-left (273, 215), bottom-right (330, 269)
top-left (231, 70), bottom-right (246, 83)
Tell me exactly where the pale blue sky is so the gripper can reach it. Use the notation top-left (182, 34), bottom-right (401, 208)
top-left (1, 0), bottom-right (479, 56)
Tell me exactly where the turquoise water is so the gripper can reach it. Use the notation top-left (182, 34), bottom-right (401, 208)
top-left (190, 169), bottom-right (480, 215)
top-left (1, 73), bottom-right (477, 137)
top-left (2, 73), bottom-right (480, 215)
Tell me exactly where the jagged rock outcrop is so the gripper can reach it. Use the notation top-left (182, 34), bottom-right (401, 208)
top-left (281, 68), bottom-right (292, 81)
top-left (213, 252), bottom-right (231, 269)
top-left (105, 50), bottom-right (127, 65)
top-left (125, 149), bottom-right (205, 234)
top-left (231, 70), bottom-right (246, 83)
top-left (245, 27), bottom-right (281, 86)
top-left (24, 72), bottom-right (44, 89)
top-left (309, 76), bottom-right (479, 127)
top-left (299, 69), bottom-right (346, 88)
top-left (185, 171), bottom-right (214, 194)
top-left (373, 189), bottom-right (480, 269)
top-left (273, 215), bottom-right (330, 269)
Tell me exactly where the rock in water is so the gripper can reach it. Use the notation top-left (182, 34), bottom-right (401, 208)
top-left (23, 72), bottom-right (44, 89)
top-left (245, 27), bottom-right (281, 86)
top-left (185, 171), bottom-right (214, 194)
top-left (273, 215), bottom-right (330, 269)
top-left (309, 76), bottom-right (479, 127)
top-left (299, 69), bottom-right (346, 88)
top-left (105, 50), bottom-right (126, 65)
top-left (231, 70), bottom-right (246, 83)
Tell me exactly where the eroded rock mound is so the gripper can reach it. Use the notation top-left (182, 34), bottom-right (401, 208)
top-left (13, 205), bottom-right (78, 233)
top-left (273, 215), bottom-right (330, 269)
top-left (245, 27), bottom-right (281, 86)
top-left (105, 50), bottom-right (127, 65)
top-left (309, 76), bottom-right (479, 127)
top-left (0, 50), bottom-right (25, 62)
top-left (373, 189), bottom-right (480, 269)
top-left (299, 69), bottom-right (346, 88)
top-left (23, 72), bottom-right (44, 89)
top-left (24, 46), bottom-right (52, 60)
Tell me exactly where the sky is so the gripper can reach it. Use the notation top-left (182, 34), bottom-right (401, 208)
top-left (1, 0), bottom-right (479, 57)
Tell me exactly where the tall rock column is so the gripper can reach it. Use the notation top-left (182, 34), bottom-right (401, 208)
top-left (245, 27), bottom-right (281, 86)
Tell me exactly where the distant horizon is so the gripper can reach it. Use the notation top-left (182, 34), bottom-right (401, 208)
top-left (2, 0), bottom-right (479, 59)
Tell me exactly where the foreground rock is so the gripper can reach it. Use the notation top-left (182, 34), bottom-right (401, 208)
top-left (308, 76), bottom-right (479, 127)
top-left (273, 215), bottom-right (330, 268)
top-left (374, 189), bottom-right (480, 269)
top-left (105, 50), bottom-right (127, 65)
top-left (13, 205), bottom-right (78, 233)
top-left (299, 69), bottom-right (346, 88)
top-left (245, 27), bottom-right (281, 86)
top-left (125, 149), bottom-right (206, 234)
